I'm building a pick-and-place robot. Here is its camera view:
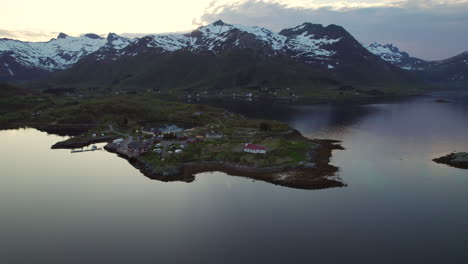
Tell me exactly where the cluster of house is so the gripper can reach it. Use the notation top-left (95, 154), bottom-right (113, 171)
top-left (112, 128), bottom-right (268, 157)
top-left (126, 137), bottom-right (160, 154)
top-left (113, 129), bottom-right (226, 157)
top-left (153, 142), bottom-right (185, 155)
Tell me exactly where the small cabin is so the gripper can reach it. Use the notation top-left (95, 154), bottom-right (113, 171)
top-left (243, 144), bottom-right (267, 154)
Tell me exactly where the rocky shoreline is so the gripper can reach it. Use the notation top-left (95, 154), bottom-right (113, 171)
top-left (104, 139), bottom-right (346, 190)
top-left (52, 135), bottom-right (119, 149)
top-left (433, 152), bottom-right (468, 169)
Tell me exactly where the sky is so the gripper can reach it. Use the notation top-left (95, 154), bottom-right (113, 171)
top-left (2, 0), bottom-right (468, 60)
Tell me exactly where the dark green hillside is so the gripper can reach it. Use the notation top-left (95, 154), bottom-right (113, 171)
top-left (332, 53), bottom-right (425, 92)
top-left (0, 83), bottom-right (46, 114)
top-left (0, 83), bottom-right (32, 97)
top-left (415, 51), bottom-right (468, 89)
top-left (46, 48), bottom-right (426, 98)
top-left (0, 93), bottom-right (225, 127)
top-left (43, 95), bottom-right (224, 125)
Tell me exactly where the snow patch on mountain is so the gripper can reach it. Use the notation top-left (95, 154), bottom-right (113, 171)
top-left (146, 34), bottom-right (195, 51)
top-left (291, 24), bottom-right (307, 32)
top-left (286, 32), bottom-right (341, 58)
top-left (365, 42), bottom-right (428, 71)
top-left (3, 63), bottom-right (14, 75)
top-left (196, 22), bottom-right (286, 51)
top-left (230, 24), bottom-right (286, 50)
top-left (107, 35), bottom-right (133, 50)
top-left (365, 43), bottom-right (406, 63)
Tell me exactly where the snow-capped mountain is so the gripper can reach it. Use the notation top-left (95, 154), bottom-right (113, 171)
top-left (0, 21), bottom-right (391, 82)
top-left (94, 20), bottom-right (293, 59)
top-left (0, 33), bottom-right (132, 81)
top-left (366, 43), bottom-right (408, 64)
top-left (419, 51), bottom-right (468, 85)
top-left (2, 20), bottom-right (424, 92)
top-left (93, 20), bottom-right (377, 71)
top-left (1, 20), bottom-right (465, 89)
top-left (365, 43), bottom-right (427, 70)
top-left (48, 21), bottom-right (423, 93)
top-left (366, 42), bottom-right (468, 86)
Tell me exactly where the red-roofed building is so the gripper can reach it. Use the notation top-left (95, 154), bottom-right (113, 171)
top-left (243, 144), bottom-right (267, 154)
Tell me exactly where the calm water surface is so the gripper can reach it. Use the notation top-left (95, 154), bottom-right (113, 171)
top-left (1, 91), bottom-right (468, 263)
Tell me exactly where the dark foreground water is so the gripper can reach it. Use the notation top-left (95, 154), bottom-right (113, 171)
top-left (1, 91), bottom-right (468, 263)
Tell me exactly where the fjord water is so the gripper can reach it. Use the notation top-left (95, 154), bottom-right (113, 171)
top-left (1, 91), bottom-right (468, 263)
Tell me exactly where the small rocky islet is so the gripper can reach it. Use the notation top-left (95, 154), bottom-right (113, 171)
top-left (433, 152), bottom-right (468, 169)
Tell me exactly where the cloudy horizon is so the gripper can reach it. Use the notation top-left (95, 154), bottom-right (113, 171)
top-left (2, 0), bottom-right (468, 60)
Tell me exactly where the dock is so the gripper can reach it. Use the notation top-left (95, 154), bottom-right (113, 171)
top-left (71, 147), bottom-right (102, 153)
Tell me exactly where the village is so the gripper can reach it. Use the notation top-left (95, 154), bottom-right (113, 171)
top-left (109, 124), bottom-right (268, 162)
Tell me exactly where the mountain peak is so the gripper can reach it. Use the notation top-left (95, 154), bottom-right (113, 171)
top-left (292, 23), bottom-right (324, 33)
top-left (212, 20), bottom-right (227, 26)
top-left (279, 23), bottom-right (324, 36)
top-left (367, 42), bottom-right (409, 58)
top-left (57, 33), bottom-right (69, 39)
top-left (107, 32), bottom-right (119, 42)
top-left (84, 33), bottom-right (103, 39)
top-left (371, 43), bottom-right (397, 49)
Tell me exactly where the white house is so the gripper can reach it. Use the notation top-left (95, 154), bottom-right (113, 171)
top-left (113, 138), bottom-right (124, 145)
top-left (243, 144), bottom-right (267, 154)
top-left (205, 133), bottom-right (223, 139)
top-left (153, 148), bottom-right (162, 153)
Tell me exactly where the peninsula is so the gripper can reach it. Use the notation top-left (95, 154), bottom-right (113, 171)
top-left (0, 88), bottom-right (345, 190)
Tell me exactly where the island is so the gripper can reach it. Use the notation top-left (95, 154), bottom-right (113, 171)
top-left (1, 86), bottom-right (346, 190)
top-left (51, 111), bottom-right (346, 190)
top-left (433, 152), bottom-right (468, 169)
top-left (101, 126), bottom-right (345, 190)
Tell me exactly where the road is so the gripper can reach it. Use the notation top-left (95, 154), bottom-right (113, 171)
top-left (109, 125), bottom-right (133, 140)
top-left (108, 125), bottom-right (135, 156)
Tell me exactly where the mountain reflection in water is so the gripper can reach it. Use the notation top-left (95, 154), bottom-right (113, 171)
top-left (1, 91), bottom-right (467, 264)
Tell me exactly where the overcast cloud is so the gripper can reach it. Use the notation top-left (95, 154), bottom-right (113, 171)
top-left (0, 29), bottom-right (59, 42)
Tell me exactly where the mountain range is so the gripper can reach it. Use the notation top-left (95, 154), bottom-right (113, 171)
top-left (365, 43), bottom-right (468, 87)
top-left (0, 32), bottom-right (131, 81)
top-left (0, 20), bottom-right (464, 96)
